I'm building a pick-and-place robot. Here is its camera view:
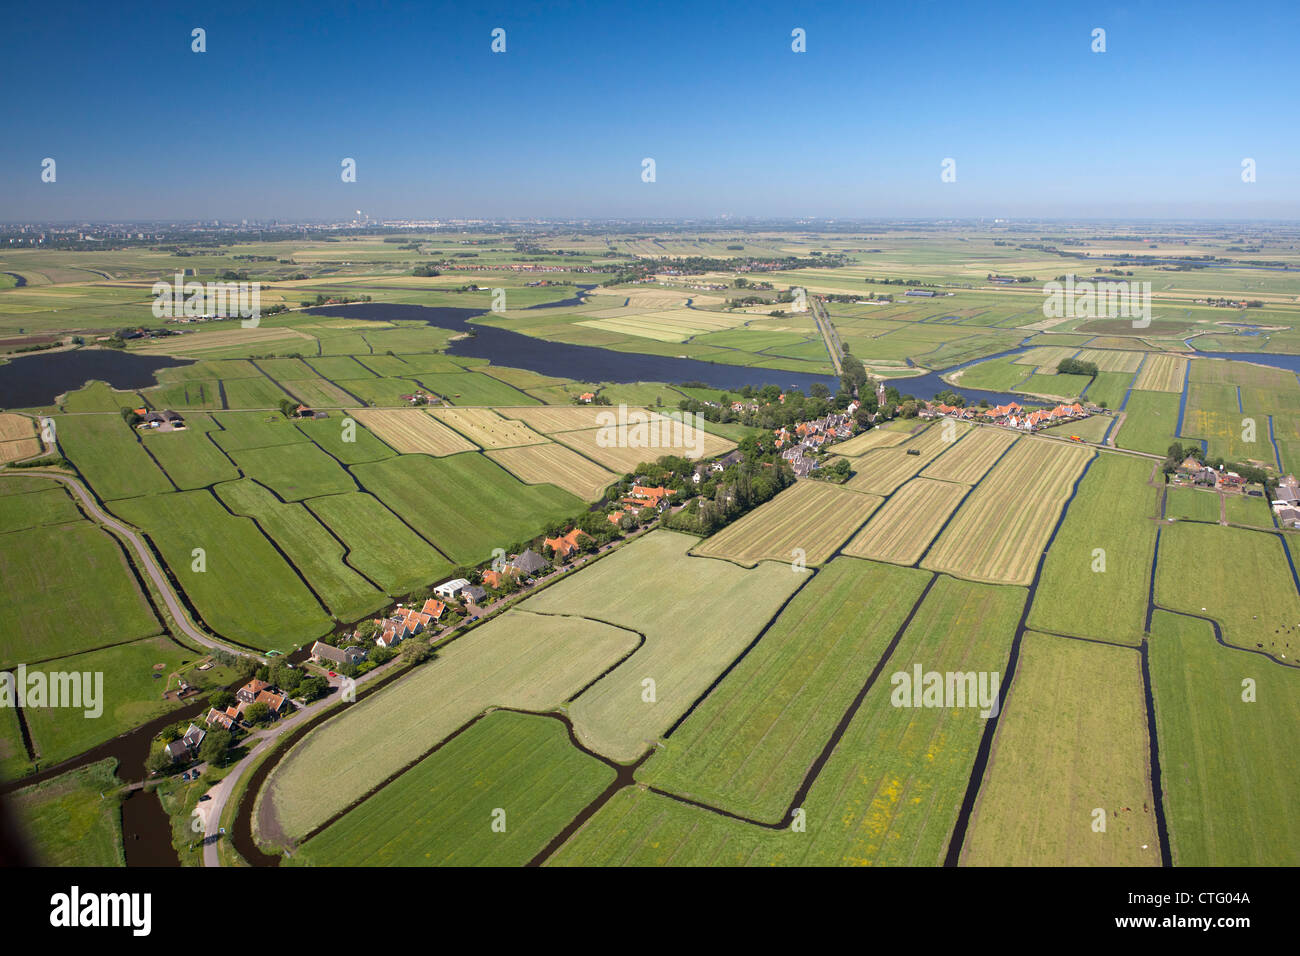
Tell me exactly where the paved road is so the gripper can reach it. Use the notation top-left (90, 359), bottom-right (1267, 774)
top-left (0, 469), bottom-right (254, 660)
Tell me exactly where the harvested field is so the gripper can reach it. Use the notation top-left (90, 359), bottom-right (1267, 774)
top-left (347, 408), bottom-right (476, 456)
top-left (830, 426), bottom-right (912, 456)
top-left (921, 426), bottom-right (1018, 484)
top-left (493, 405), bottom-right (642, 433)
top-left (487, 442), bottom-right (618, 501)
top-left (553, 422), bottom-right (734, 473)
top-left (1075, 348), bottom-right (1145, 373)
top-left (133, 326), bottom-right (314, 355)
top-left (842, 478), bottom-right (968, 565)
top-left (0, 413), bottom-right (37, 442)
top-left (1132, 353), bottom-right (1188, 392)
top-left (923, 438), bottom-right (1094, 585)
top-left (845, 422), bottom-right (973, 495)
top-left (428, 407), bottom-right (549, 449)
top-left (693, 481), bottom-right (882, 567)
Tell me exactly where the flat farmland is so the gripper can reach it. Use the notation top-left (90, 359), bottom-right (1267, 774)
top-left (221, 375), bottom-right (291, 410)
top-left (259, 610), bottom-right (639, 842)
top-left (295, 414), bottom-right (395, 464)
top-left (1156, 522), bottom-right (1300, 660)
top-left (340, 376), bottom-right (425, 407)
top-left (487, 442), bottom-right (618, 501)
top-left (1132, 353), bottom-right (1188, 392)
top-left (692, 481), bottom-right (882, 567)
top-left (132, 326), bottom-right (314, 356)
top-left (306, 356), bottom-right (377, 380)
top-left (1114, 391), bottom-right (1181, 456)
top-left (830, 425), bottom-right (912, 456)
top-left (961, 632), bottom-right (1158, 866)
top-left (920, 426), bottom-right (1018, 484)
top-left (526, 530), bottom-right (802, 763)
top-left (305, 492), bottom-right (452, 594)
top-left (428, 407), bottom-right (549, 449)
top-left (228, 442), bottom-right (356, 500)
top-left (1149, 610), bottom-right (1300, 865)
top-left (638, 559), bottom-right (932, 821)
top-left (351, 452), bottom-right (582, 565)
top-left (210, 411), bottom-right (313, 453)
top-left (550, 576), bottom-right (1026, 866)
top-left (0, 486), bottom-right (80, 533)
top-left (282, 378), bottom-right (363, 408)
top-left (140, 414), bottom-right (240, 489)
top-left (109, 490), bottom-right (331, 650)
top-left (924, 439), bottom-right (1094, 585)
top-left (553, 424), bottom-right (734, 474)
top-left (1013, 346), bottom-right (1078, 370)
top-left (1027, 453), bottom-right (1159, 645)
top-left (55, 414), bottom-right (174, 500)
top-left (0, 521), bottom-right (160, 667)
top-left (347, 408), bottom-right (476, 456)
top-left (10, 760), bottom-right (124, 867)
top-left (1076, 348), bottom-right (1145, 373)
top-left (290, 712), bottom-right (614, 867)
top-left (495, 404), bottom-right (650, 434)
top-left (414, 371), bottom-right (538, 406)
top-left (215, 479), bottom-right (385, 622)
top-left (842, 478), bottom-right (968, 565)
top-left (1164, 487), bottom-right (1221, 522)
top-left (0, 435), bottom-right (42, 462)
top-left (845, 422), bottom-right (973, 495)
top-left (0, 412), bottom-right (37, 441)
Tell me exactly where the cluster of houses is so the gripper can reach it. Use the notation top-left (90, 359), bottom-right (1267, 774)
top-left (544, 527), bottom-right (590, 560)
top-left (398, 389), bottom-right (439, 406)
top-left (1272, 475), bottom-right (1300, 527)
top-left (198, 678), bottom-right (290, 739)
top-left (1171, 456), bottom-right (1249, 494)
top-left (608, 484), bottom-right (674, 523)
top-left (922, 400), bottom-right (1093, 433)
top-left (774, 406), bottom-right (859, 477)
top-left (132, 408), bottom-right (186, 431)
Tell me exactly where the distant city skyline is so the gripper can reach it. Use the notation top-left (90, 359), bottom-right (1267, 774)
top-left (3, 0), bottom-right (1298, 221)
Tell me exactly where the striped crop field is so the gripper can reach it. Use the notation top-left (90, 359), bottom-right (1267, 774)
top-left (552, 424), bottom-right (734, 474)
top-left (1075, 348), bottom-right (1145, 373)
top-left (830, 426), bottom-right (911, 456)
top-left (842, 478), bottom-right (968, 565)
top-left (348, 408), bottom-right (477, 456)
top-left (692, 481), bottom-right (882, 567)
top-left (1132, 353), bottom-right (1188, 392)
top-left (922, 438), bottom-right (1094, 585)
top-left (1013, 346), bottom-right (1077, 370)
top-left (428, 407), bottom-right (549, 449)
top-left (845, 421), bottom-right (973, 495)
top-left (493, 405), bottom-right (656, 433)
top-left (487, 442), bottom-right (618, 501)
top-left (921, 426), bottom-right (1018, 484)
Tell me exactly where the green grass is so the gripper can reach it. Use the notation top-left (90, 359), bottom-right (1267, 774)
top-left (960, 632), bottom-right (1158, 866)
top-left (295, 414), bottom-right (395, 464)
top-left (228, 441), bottom-right (356, 500)
top-left (59, 380), bottom-right (144, 413)
top-left (260, 609), bottom-right (640, 841)
top-left (0, 521), bottom-right (160, 667)
top-left (1225, 493), bottom-right (1273, 526)
top-left (304, 491), bottom-right (452, 595)
top-left (1027, 453), bottom-right (1159, 646)
top-left (139, 413), bottom-right (240, 489)
top-left (220, 375), bottom-right (292, 409)
top-left (352, 452), bottom-right (582, 565)
top-left (1149, 609), bottom-right (1300, 865)
top-left (10, 759), bottom-right (125, 866)
top-left (215, 479), bottom-right (385, 621)
top-left (0, 701), bottom-right (30, 780)
top-left (1156, 522), bottom-right (1300, 661)
top-left (0, 485), bottom-right (81, 532)
top-left (210, 410), bottom-right (314, 452)
top-left (1114, 391), bottom-right (1181, 456)
top-left (415, 371), bottom-right (539, 406)
top-left (290, 711), bottom-right (614, 866)
top-left (109, 490), bottom-right (331, 651)
top-left (55, 413), bottom-right (175, 500)
top-left (637, 558), bottom-right (932, 821)
top-left (1164, 486), bottom-right (1221, 522)
top-left (1079, 371), bottom-right (1131, 410)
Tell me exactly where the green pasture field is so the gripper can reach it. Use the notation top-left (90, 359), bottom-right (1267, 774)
top-left (1114, 391), bottom-right (1181, 456)
top-left (10, 759), bottom-right (125, 866)
top-left (259, 609), bottom-right (640, 842)
top-left (291, 711), bottom-right (614, 866)
top-left (638, 558), bottom-right (932, 821)
top-left (140, 413), bottom-right (240, 489)
top-left (1081, 371), bottom-right (1135, 409)
top-left (336, 376), bottom-right (425, 406)
top-left (842, 478), bottom-right (968, 565)
top-left (306, 356), bottom-right (377, 380)
top-left (1040, 414), bottom-right (1112, 442)
top-left (355, 354), bottom-right (416, 377)
top-left (281, 377), bottom-right (365, 408)
top-left (0, 521), bottom-right (160, 668)
top-left (1149, 610), bottom-right (1300, 865)
top-left (55, 413), bottom-right (174, 500)
top-left (210, 410), bottom-right (314, 452)
top-left (961, 632), bottom-right (1158, 866)
top-left (1018, 371), bottom-right (1092, 401)
top-left (1164, 487), bottom-right (1221, 522)
top-left (550, 576), bottom-right (1026, 866)
top-left (215, 479), bottom-right (385, 622)
top-left (294, 413), bottom-right (395, 464)
top-left (58, 380), bottom-right (145, 413)
top-left (351, 452), bottom-right (581, 566)
top-left (255, 358), bottom-right (318, 380)
top-left (145, 379), bottom-right (222, 409)
top-left (109, 490), bottom-right (331, 651)
top-left (920, 426), bottom-right (1017, 485)
top-left (21, 636), bottom-right (218, 769)
top-left (691, 481), bottom-right (882, 568)
top-left (1224, 492), bottom-right (1273, 526)
top-left (1155, 522), bottom-right (1300, 661)
top-left (1027, 453), bottom-right (1159, 646)
top-left (220, 375), bottom-right (292, 410)
top-left (415, 371), bottom-right (538, 406)
top-left (943, 356), bottom-right (1031, 393)
top-left (0, 485), bottom-right (81, 533)
top-left (0, 703), bottom-right (28, 780)
top-left (924, 438), bottom-right (1094, 586)
top-left (304, 491), bottom-right (452, 595)
top-left (228, 441), bottom-right (356, 500)
top-left (527, 530), bottom-right (802, 763)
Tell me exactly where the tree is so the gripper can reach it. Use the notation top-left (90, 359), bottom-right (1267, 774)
top-left (297, 676), bottom-right (328, 702)
top-left (401, 640), bottom-right (431, 664)
top-left (270, 660), bottom-right (302, 694)
top-left (209, 690), bottom-right (235, 710)
top-left (199, 728), bottom-right (232, 766)
top-left (146, 750), bottom-right (172, 775)
top-left (242, 702), bottom-right (270, 725)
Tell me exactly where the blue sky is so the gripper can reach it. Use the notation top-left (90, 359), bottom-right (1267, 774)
top-left (2, 0), bottom-right (1297, 221)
